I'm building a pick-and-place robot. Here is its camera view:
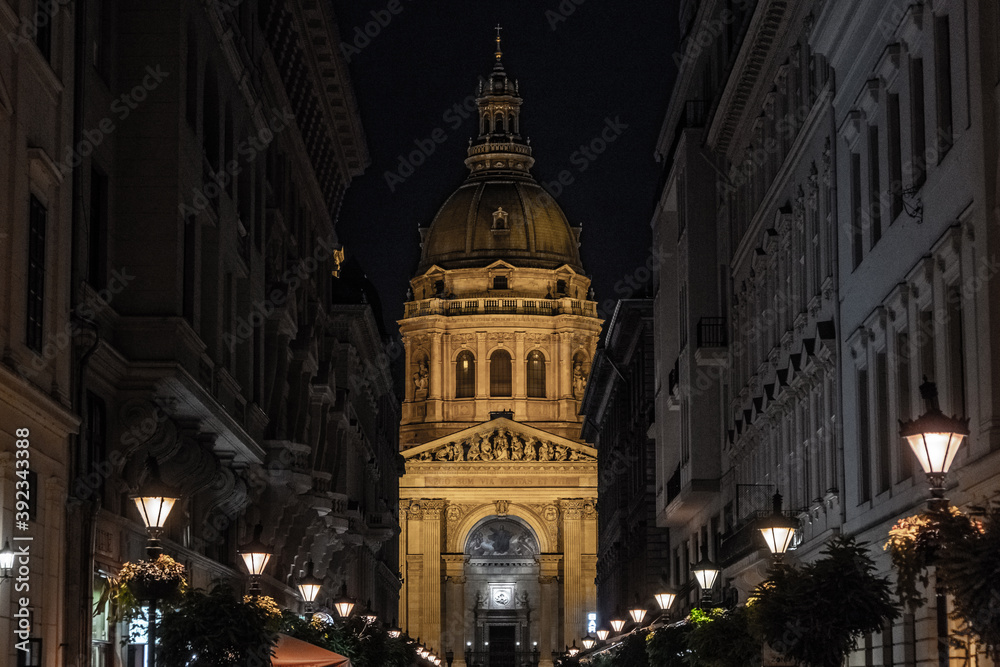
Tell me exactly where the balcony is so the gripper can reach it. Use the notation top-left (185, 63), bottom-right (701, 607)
top-left (403, 296), bottom-right (597, 319)
top-left (719, 508), bottom-right (800, 567)
top-left (695, 317), bottom-right (727, 367)
top-left (659, 463), bottom-right (720, 528)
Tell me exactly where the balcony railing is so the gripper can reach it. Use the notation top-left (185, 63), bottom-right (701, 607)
top-left (696, 317), bottom-right (727, 347)
top-left (403, 297), bottom-right (597, 319)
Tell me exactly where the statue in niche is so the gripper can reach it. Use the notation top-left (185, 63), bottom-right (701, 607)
top-left (572, 360), bottom-right (587, 398)
top-left (412, 359), bottom-right (429, 394)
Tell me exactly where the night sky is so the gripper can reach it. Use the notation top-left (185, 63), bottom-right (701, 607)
top-left (331, 1), bottom-right (681, 335)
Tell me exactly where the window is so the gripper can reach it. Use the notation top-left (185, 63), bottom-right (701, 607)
top-left (910, 58), bottom-right (927, 188)
top-left (850, 153), bottom-right (863, 269)
top-left (493, 275), bottom-right (508, 290)
top-left (456, 351), bottom-right (476, 398)
top-left (887, 94), bottom-right (903, 221)
top-left (868, 125), bottom-right (881, 247)
top-left (94, 0), bottom-right (113, 81)
top-left (89, 166), bottom-right (109, 289)
top-left (185, 27), bottom-right (198, 127)
top-left (858, 368), bottom-right (872, 503)
top-left (16, 637), bottom-right (41, 667)
top-left (527, 350), bottom-right (545, 397)
top-left (86, 392), bottom-right (108, 501)
top-left (26, 195), bottom-right (47, 352)
top-left (896, 332), bottom-right (913, 481)
top-left (934, 15), bottom-right (953, 157)
top-left (556, 279), bottom-right (567, 295)
top-left (34, 2), bottom-right (51, 62)
top-left (490, 350), bottom-right (512, 397)
top-left (946, 286), bottom-right (966, 417)
top-left (875, 351), bottom-right (891, 494)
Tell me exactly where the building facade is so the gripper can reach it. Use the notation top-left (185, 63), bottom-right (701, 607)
top-left (650, 0), bottom-right (1000, 663)
top-left (396, 38), bottom-right (602, 667)
top-left (1, 0), bottom-right (404, 665)
top-left (580, 299), bottom-right (670, 626)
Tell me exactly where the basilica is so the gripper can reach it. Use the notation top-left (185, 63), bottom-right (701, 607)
top-left (396, 35), bottom-right (603, 667)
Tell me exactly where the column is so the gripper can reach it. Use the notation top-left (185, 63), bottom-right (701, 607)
top-left (403, 336), bottom-right (414, 402)
top-left (514, 331), bottom-right (526, 398)
top-left (444, 554), bottom-right (469, 667)
top-left (560, 499), bottom-right (585, 645)
top-left (559, 333), bottom-right (572, 399)
top-left (422, 500), bottom-right (446, 653)
top-left (476, 332), bottom-right (488, 417)
top-left (537, 555), bottom-right (562, 667)
top-left (405, 501), bottom-right (423, 639)
top-left (430, 332), bottom-right (444, 400)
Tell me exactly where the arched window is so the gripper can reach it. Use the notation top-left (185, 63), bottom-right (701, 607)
top-left (495, 112), bottom-right (504, 133)
top-left (490, 350), bottom-right (512, 397)
top-left (456, 351), bottom-right (476, 398)
top-left (527, 350), bottom-right (546, 398)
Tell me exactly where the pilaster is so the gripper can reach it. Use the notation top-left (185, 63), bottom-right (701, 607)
top-left (443, 554), bottom-right (469, 667)
top-left (537, 554), bottom-right (562, 667)
top-left (560, 499), bottom-right (585, 643)
top-left (422, 499), bottom-right (446, 652)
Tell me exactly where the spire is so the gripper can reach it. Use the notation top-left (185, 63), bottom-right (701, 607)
top-left (494, 24), bottom-right (504, 69)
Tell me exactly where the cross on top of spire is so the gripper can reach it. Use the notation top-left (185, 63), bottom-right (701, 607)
top-left (494, 24), bottom-right (503, 66)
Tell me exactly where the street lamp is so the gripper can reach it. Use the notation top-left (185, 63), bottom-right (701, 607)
top-left (297, 561), bottom-right (323, 612)
top-left (567, 641), bottom-right (580, 657)
top-left (692, 547), bottom-right (720, 607)
top-left (900, 378), bottom-right (969, 508)
top-left (596, 628), bottom-right (609, 641)
top-left (654, 590), bottom-right (677, 612)
top-left (628, 603), bottom-right (647, 625)
top-left (130, 456), bottom-right (180, 557)
top-left (0, 540), bottom-right (14, 578)
top-left (387, 619), bottom-right (402, 639)
top-left (238, 524), bottom-right (273, 596)
top-left (581, 633), bottom-right (596, 650)
top-left (758, 493), bottom-right (798, 565)
top-left (609, 617), bottom-right (626, 634)
top-left (333, 582), bottom-right (356, 617)
top-left (361, 599), bottom-right (378, 625)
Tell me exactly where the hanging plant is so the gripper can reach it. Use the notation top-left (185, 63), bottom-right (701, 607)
top-left (94, 554), bottom-right (187, 633)
top-left (883, 505), bottom-right (983, 610)
top-left (752, 535), bottom-right (898, 667)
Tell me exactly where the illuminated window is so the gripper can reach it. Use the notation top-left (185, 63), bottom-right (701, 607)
top-left (456, 351), bottom-right (476, 398)
top-left (527, 350), bottom-right (546, 398)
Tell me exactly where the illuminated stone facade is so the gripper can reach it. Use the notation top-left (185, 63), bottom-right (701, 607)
top-left (397, 36), bottom-right (602, 667)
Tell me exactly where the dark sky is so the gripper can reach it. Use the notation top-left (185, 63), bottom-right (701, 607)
top-left (330, 1), bottom-right (681, 335)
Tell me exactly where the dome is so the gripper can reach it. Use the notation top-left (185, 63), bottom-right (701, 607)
top-left (417, 179), bottom-right (583, 273)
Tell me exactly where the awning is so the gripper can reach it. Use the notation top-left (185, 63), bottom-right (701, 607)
top-left (271, 634), bottom-right (351, 667)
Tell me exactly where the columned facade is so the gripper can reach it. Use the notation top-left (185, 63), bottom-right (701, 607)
top-left (398, 37), bottom-right (601, 666)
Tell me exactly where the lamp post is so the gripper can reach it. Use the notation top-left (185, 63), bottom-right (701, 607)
top-left (900, 378), bottom-right (969, 510)
top-left (595, 627), bottom-right (609, 642)
top-left (238, 524), bottom-right (273, 597)
top-left (0, 540), bottom-right (14, 578)
top-left (758, 493), bottom-right (798, 566)
top-left (567, 640), bottom-right (580, 657)
top-left (628, 601), bottom-right (647, 626)
top-left (900, 377), bottom-right (969, 667)
top-left (387, 619), bottom-right (402, 639)
top-left (130, 456), bottom-right (180, 667)
top-left (609, 617), bottom-right (626, 634)
top-left (333, 582), bottom-right (356, 618)
top-left (692, 546), bottom-right (720, 607)
top-left (581, 633), bottom-right (596, 650)
top-left (297, 561), bottom-right (323, 614)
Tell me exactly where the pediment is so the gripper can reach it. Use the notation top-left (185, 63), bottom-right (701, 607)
top-left (485, 259), bottom-right (517, 271)
top-left (402, 418), bottom-right (596, 464)
top-left (553, 264), bottom-right (581, 276)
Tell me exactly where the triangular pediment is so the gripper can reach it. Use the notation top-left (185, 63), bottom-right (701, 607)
top-left (485, 259), bottom-right (517, 271)
top-left (421, 264), bottom-right (447, 277)
top-left (553, 264), bottom-right (581, 276)
top-left (402, 418), bottom-right (596, 463)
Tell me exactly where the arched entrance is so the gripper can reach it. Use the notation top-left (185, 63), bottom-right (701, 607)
top-left (464, 516), bottom-right (541, 667)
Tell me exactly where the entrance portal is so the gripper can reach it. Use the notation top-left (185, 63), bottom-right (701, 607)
top-left (487, 625), bottom-right (515, 667)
